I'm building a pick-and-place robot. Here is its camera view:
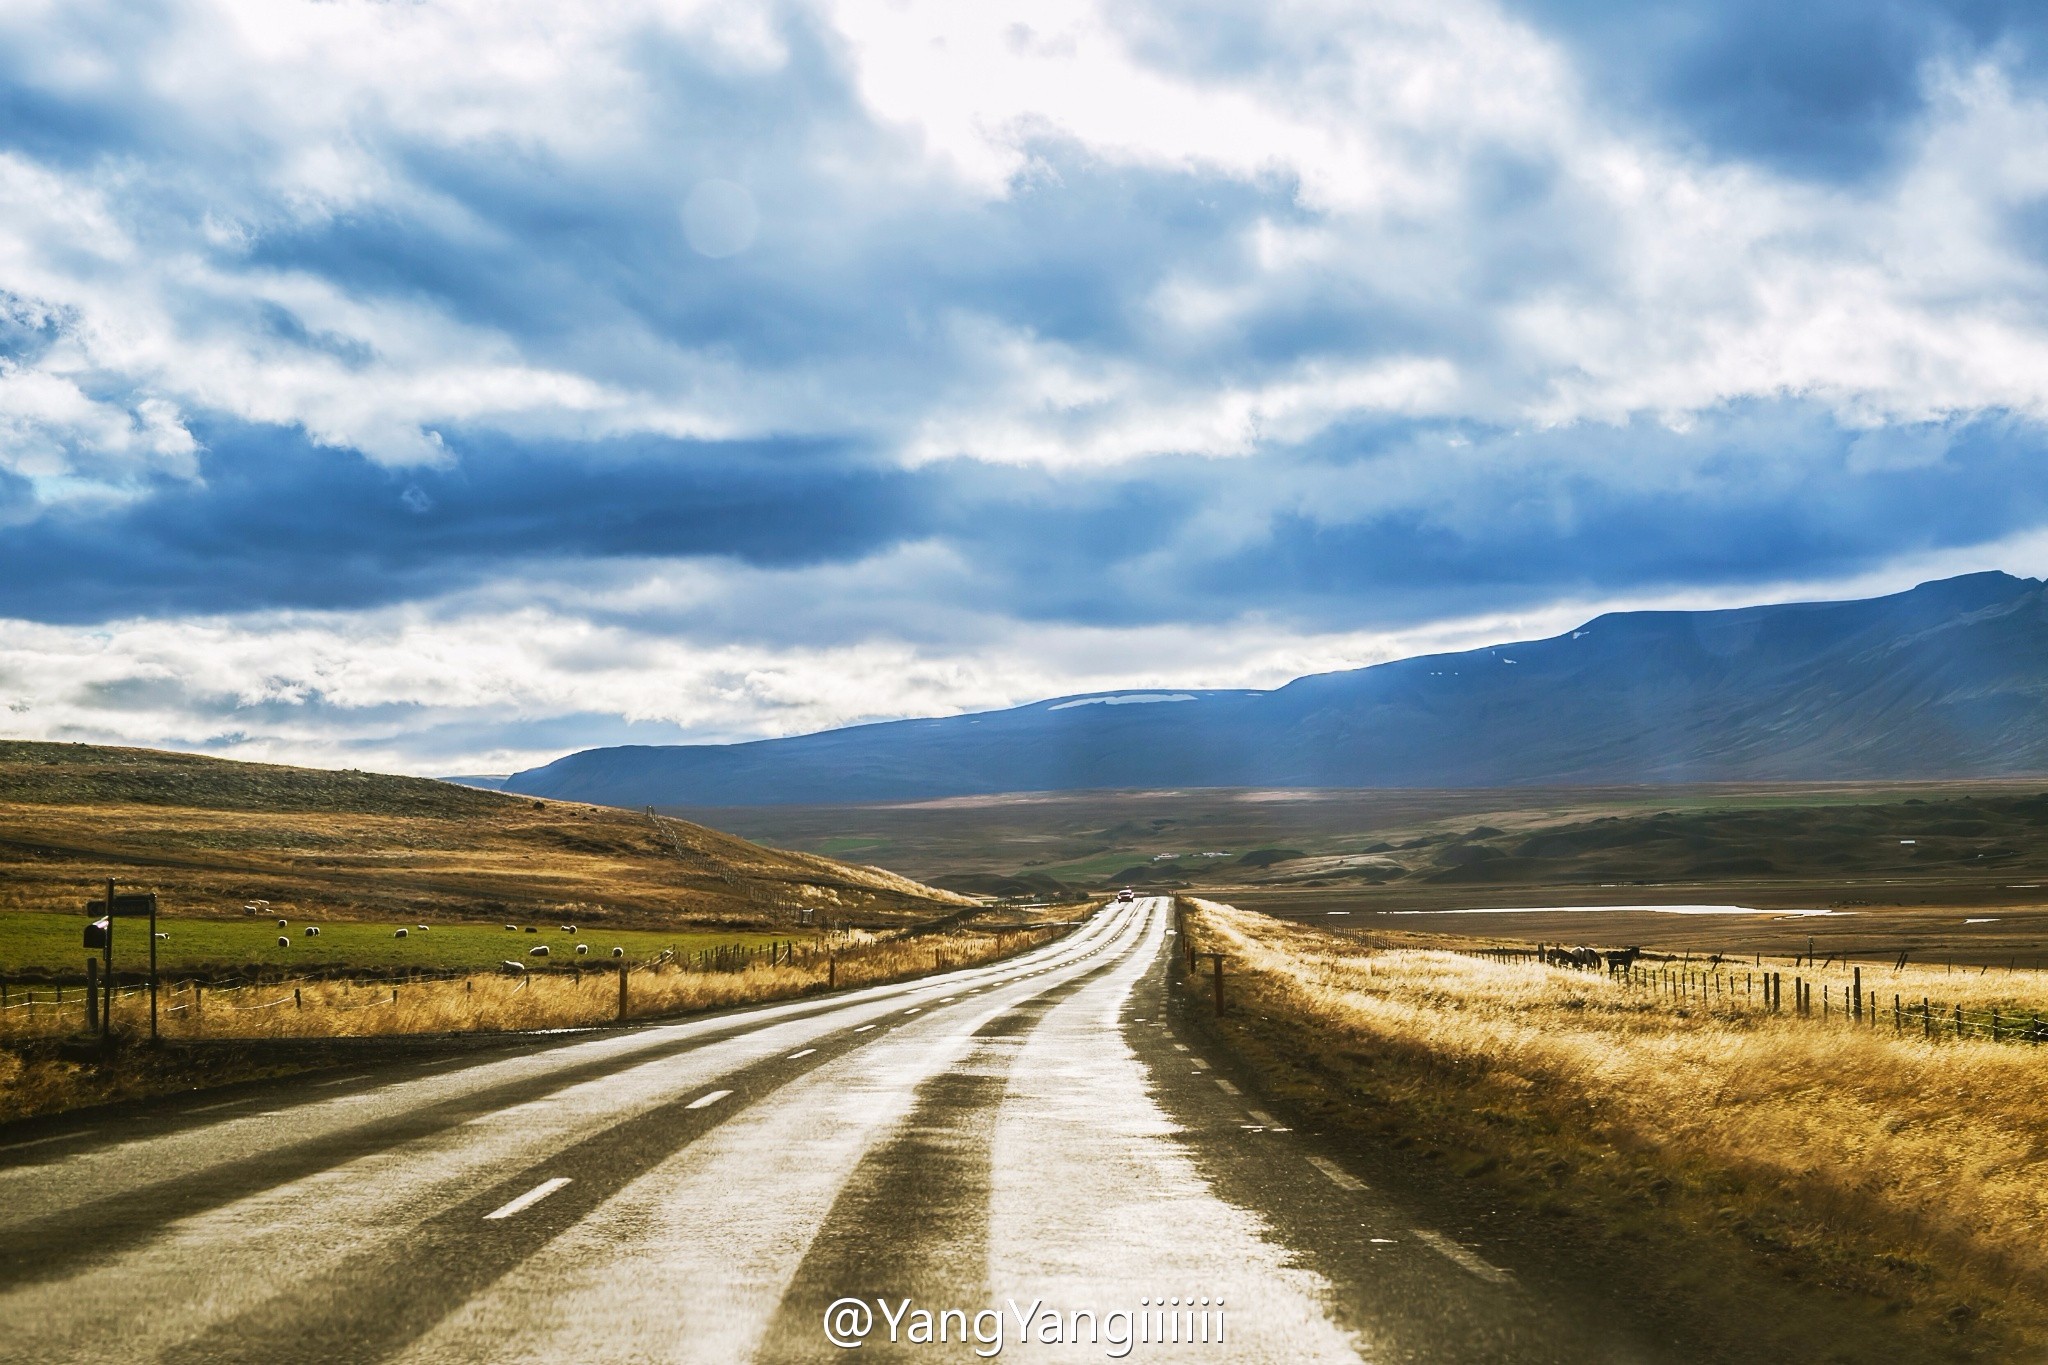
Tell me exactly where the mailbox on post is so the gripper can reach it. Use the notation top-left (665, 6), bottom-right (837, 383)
top-left (81, 884), bottom-right (162, 1041)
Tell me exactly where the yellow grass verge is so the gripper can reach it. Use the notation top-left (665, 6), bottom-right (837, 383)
top-left (0, 926), bottom-right (1061, 1123)
top-left (1183, 898), bottom-right (2048, 1363)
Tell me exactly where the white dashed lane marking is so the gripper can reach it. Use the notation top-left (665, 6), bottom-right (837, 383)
top-left (789, 1049), bottom-right (816, 1059)
top-left (483, 1177), bottom-right (572, 1221)
top-left (1411, 1228), bottom-right (1515, 1284)
top-left (1306, 1155), bottom-right (1366, 1192)
top-left (1213, 1078), bottom-right (1241, 1095)
top-left (685, 1090), bottom-right (732, 1110)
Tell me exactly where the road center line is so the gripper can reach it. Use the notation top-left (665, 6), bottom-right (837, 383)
top-left (1306, 1155), bottom-right (1366, 1191)
top-left (789, 1048), bottom-right (816, 1059)
top-left (1411, 1228), bottom-right (1514, 1284)
top-left (853, 1024), bottom-right (876, 1032)
top-left (483, 1177), bottom-right (572, 1221)
top-left (685, 1089), bottom-right (732, 1110)
top-left (1213, 1078), bottom-right (1241, 1095)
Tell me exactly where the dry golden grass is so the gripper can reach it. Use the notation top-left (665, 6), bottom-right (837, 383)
top-left (1185, 897), bottom-right (2048, 1360)
top-left (0, 927), bottom-right (1056, 1046)
top-left (0, 925), bottom-right (1062, 1124)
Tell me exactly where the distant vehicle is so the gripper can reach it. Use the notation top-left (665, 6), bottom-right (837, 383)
top-left (1116, 888), bottom-right (1135, 902)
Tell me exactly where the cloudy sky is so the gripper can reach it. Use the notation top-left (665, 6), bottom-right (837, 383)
top-left (4, 0), bottom-right (2048, 775)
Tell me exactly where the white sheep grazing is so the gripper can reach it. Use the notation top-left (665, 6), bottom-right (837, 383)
top-left (610, 946), bottom-right (625, 958)
top-left (560, 924), bottom-right (576, 933)
top-left (415, 923), bottom-right (429, 930)
top-left (394, 928), bottom-right (409, 938)
top-left (528, 944), bottom-right (550, 957)
top-left (500, 960), bottom-right (526, 974)
top-left (276, 918), bottom-right (289, 927)
top-left (504, 923), bottom-right (518, 931)
top-left (575, 943), bottom-right (589, 955)
top-left (154, 932), bottom-right (169, 940)
top-left (305, 925), bottom-right (320, 936)
top-left (277, 936), bottom-right (291, 948)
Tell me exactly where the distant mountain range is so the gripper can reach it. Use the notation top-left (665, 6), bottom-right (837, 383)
top-left (502, 571), bottom-right (2048, 806)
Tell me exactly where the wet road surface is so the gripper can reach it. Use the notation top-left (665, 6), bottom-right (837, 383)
top-left (0, 897), bottom-right (1665, 1362)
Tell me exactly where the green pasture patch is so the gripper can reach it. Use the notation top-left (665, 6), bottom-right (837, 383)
top-left (0, 911), bottom-right (794, 977)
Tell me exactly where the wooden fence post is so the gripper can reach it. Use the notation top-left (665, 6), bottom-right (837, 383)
top-left (1853, 967), bottom-right (1861, 1021)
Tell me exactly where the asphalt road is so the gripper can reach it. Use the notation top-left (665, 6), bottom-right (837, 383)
top-left (0, 897), bottom-right (1664, 1362)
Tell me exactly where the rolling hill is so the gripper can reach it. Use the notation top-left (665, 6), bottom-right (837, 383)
top-left (0, 741), bottom-right (967, 927)
top-left (504, 571), bottom-right (2048, 806)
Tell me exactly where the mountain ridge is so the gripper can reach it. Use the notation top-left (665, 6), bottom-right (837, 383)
top-left (504, 571), bottom-right (2048, 806)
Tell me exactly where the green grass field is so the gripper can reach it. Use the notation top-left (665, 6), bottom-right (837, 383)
top-left (0, 912), bottom-right (795, 978)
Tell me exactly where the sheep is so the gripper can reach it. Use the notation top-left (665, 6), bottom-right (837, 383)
top-left (504, 924), bottom-right (518, 931)
top-left (528, 944), bottom-right (550, 957)
top-left (525, 926), bottom-right (538, 934)
top-left (610, 946), bottom-right (625, 958)
top-left (304, 925), bottom-right (320, 936)
top-left (276, 918), bottom-right (289, 928)
top-left (415, 923), bottom-right (430, 931)
top-left (154, 932), bottom-right (169, 940)
top-left (500, 960), bottom-right (526, 974)
top-left (277, 936), bottom-right (291, 948)
top-left (394, 928), bottom-right (409, 938)
top-left (575, 943), bottom-right (589, 955)
top-left (560, 924), bottom-right (576, 933)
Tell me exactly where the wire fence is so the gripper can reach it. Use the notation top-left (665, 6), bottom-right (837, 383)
top-left (1463, 946), bottom-right (2048, 1047)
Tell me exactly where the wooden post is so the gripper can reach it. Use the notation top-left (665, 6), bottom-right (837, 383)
top-left (617, 965), bottom-right (629, 1020)
top-left (85, 957), bottom-right (99, 1034)
top-left (102, 876), bottom-right (115, 1040)
top-left (1924, 997), bottom-right (1932, 1040)
top-left (1852, 966), bottom-right (1861, 1022)
top-left (1211, 953), bottom-right (1225, 1016)
top-left (294, 987), bottom-right (302, 1009)
top-left (828, 954), bottom-right (837, 989)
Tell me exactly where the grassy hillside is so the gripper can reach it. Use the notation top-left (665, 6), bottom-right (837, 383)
top-left (0, 741), bottom-right (967, 939)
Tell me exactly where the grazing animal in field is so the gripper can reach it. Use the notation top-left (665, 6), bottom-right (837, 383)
top-left (529, 944), bottom-right (550, 957)
top-left (394, 928), bottom-right (408, 938)
top-left (560, 924), bottom-right (576, 933)
top-left (501, 960), bottom-right (526, 974)
top-left (505, 924), bottom-right (518, 931)
top-left (154, 932), bottom-right (169, 940)
top-left (525, 926), bottom-right (538, 933)
top-left (276, 918), bottom-right (289, 928)
top-left (304, 926), bottom-right (320, 936)
top-left (1554, 945), bottom-right (1601, 969)
top-left (277, 937), bottom-right (290, 948)
top-left (610, 946), bottom-right (625, 958)
top-left (575, 944), bottom-right (589, 955)
top-left (1605, 946), bottom-right (1642, 972)
top-left (415, 923), bottom-right (429, 931)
